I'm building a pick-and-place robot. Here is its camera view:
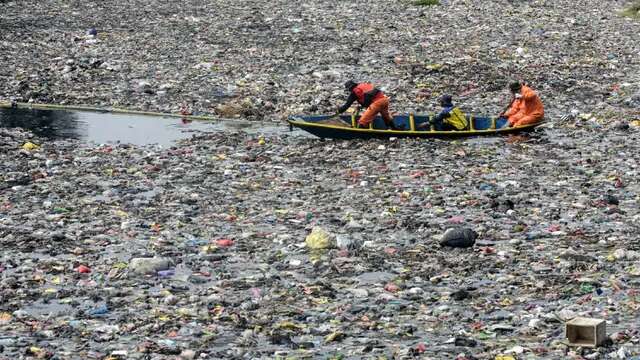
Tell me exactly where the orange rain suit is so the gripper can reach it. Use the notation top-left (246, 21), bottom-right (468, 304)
top-left (338, 83), bottom-right (394, 127)
top-left (505, 85), bottom-right (544, 127)
top-left (359, 96), bottom-right (392, 127)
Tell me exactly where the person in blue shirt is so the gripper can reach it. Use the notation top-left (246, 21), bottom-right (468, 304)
top-left (418, 95), bottom-right (468, 131)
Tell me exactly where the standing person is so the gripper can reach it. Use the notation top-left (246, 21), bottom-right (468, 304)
top-left (336, 80), bottom-right (400, 130)
top-left (500, 81), bottom-right (544, 127)
top-left (417, 94), bottom-right (468, 131)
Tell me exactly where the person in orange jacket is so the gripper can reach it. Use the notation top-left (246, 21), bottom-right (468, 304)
top-left (500, 81), bottom-right (544, 127)
top-left (337, 80), bottom-right (400, 130)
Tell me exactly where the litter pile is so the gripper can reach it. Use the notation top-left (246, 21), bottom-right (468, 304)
top-left (1, 0), bottom-right (639, 123)
top-left (1, 124), bottom-right (640, 358)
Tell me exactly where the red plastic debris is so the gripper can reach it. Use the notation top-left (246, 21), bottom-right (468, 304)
top-left (479, 247), bottom-right (496, 255)
top-left (384, 282), bottom-right (399, 293)
top-left (384, 247), bottom-right (397, 255)
top-left (614, 177), bottom-right (624, 188)
top-left (410, 170), bottom-right (425, 178)
top-left (216, 239), bottom-right (234, 247)
top-left (337, 249), bottom-right (349, 257)
top-left (179, 103), bottom-right (192, 116)
top-left (547, 224), bottom-right (561, 232)
top-left (77, 265), bottom-right (91, 274)
top-left (447, 216), bottom-right (464, 224)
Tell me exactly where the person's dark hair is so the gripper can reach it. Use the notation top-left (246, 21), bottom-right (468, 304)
top-left (509, 81), bottom-right (522, 93)
top-left (344, 80), bottom-right (358, 91)
top-left (439, 94), bottom-right (453, 107)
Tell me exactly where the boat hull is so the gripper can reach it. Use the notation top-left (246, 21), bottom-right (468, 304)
top-left (287, 114), bottom-right (542, 140)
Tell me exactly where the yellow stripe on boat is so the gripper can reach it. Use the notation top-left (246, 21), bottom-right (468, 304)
top-left (287, 119), bottom-right (541, 136)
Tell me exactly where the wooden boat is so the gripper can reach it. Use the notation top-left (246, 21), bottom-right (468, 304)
top-left (287, 113), bottom-right (543, 140)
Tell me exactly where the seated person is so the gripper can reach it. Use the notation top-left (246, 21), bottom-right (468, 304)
top-left (417, 95), bottom-right (468, 131)
top-left (499, 81), bottom-right (544, 127)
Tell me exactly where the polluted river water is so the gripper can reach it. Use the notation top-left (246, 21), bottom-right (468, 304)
top-left (2, 104), bottom-right (640, 358)
top-left (0, 107), bottom-right (304, 146)
top-left (2, 113), bottom-right (640, 358)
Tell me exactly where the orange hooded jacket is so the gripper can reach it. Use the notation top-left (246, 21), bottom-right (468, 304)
top-left (505, 85), bottom-right (544, 126)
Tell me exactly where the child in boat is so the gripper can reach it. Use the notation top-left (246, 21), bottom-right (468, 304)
top-left (417, 95), bottom-right (468, 131)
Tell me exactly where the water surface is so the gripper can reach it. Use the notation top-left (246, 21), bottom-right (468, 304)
top-left (0, 108), bottom-right (295, 146)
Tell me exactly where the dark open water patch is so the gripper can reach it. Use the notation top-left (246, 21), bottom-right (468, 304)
top-left (0, 108), bottom-right (295, 146)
